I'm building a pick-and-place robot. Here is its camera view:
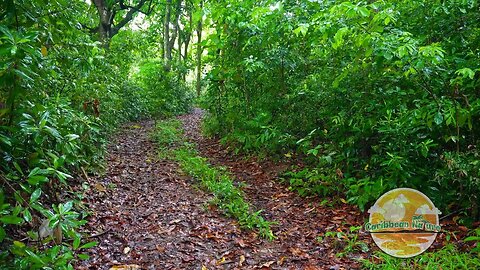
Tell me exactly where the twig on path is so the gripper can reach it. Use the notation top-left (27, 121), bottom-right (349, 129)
top-left (86, 228), bottom-right (112, 239)
top-left (81, 167), bottom-right (90, 181)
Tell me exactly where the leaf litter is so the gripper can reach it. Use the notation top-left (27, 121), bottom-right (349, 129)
top-left (79, 109), bottom-right (469, 269)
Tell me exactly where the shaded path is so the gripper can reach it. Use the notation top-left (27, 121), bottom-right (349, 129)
top-left (179, 109), bottom-right (370, 269)
top-left (79, 110), bottom-right (370, 270)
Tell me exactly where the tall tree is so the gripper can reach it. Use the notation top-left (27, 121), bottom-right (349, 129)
top-left (163, 0), bottom-right (172, 66)
top-left (92, 0), bottom-right (154, 44)
top-left (163, 0), bottom-right (182, 70)
top-left (195, 0), bottom-right (203, 97)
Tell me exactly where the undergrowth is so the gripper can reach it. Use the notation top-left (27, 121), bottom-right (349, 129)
top-left (152, 119), bottom-right (275, 240)
top-left (361, 243), bottom-right (480, 270)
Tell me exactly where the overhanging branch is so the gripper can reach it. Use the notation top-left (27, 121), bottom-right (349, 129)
top-left (119, 0), bottom-right (154, 15)
top-left (112, 0), bottom-right (154, 36)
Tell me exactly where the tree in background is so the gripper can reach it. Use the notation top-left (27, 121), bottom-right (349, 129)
top-left (91, 0), bottom-right (154, 44)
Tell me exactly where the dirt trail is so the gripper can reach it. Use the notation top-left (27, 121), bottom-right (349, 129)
top-left (79, 110), bottom-right (370, 270)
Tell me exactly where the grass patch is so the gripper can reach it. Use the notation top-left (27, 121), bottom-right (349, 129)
top-left (152, 119), bottom-right (275, 240)
top-left (317, 226), bottom-right (369, 258)
top-left (150, 119), bottom-right (182, 158)
top-left (151, 118), bottom-right (182, 146)
top-left (361, 244), bottom-right (480, 269)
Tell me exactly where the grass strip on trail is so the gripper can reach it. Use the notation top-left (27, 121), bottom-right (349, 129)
top-left (152, 119), bottom-right (275, 240)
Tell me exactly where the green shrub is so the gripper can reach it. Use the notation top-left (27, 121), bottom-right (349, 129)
top-left (133, 60), bottom-right (193, 117)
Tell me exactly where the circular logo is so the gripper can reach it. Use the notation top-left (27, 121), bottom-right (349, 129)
top-left (365, 188), bottom-right (442, 258)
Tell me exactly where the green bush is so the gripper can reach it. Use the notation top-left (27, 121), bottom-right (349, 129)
top-left (0, 99), bottom-right (102, 269)
top-left (202, 0), bottom-right (480, 221)
top-left (133, 60), bottom-right (193, 117)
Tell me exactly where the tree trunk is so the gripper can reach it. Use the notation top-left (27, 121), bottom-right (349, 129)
top-left (164, 0), bottom-right (172, 70)
top-left (93, 0), bottom-right (112, 45)
top-left (184, 13), bottom-right (192, 63)
top-left (164, 0), bottom-right (182, 71)
top-left (182, 15), bottom-right (191, 81)
top-left (92, 0), bottom-right (153, 47)
top-left (178, 29), bottom-right (183, 63)
top-left (195, 0), bottom-right (203, 97)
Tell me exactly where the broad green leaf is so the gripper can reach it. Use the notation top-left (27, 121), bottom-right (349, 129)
top-left (464, 236), bottom-right (480, 242)
top-left (77, 253), bottom-right (90, 260)
top-left (0, 134), bottom-right (11, 146)
top-left (293, 24), bottom-right (309, 37)
top-left (60, 201), bottom-right (73, 214)
top-left (23, 209), bottom-right (32, 223)
top-left (13, 162), bottom-right (23, 175)
top-left (358, 7), bottom-right (370, 17)
top-left (73, 233), bottom-right (81, 250)
top-left (25, 249), bottom-right (45, 265)
top-left (27, 175), bottom-right (49, 185)
top-left (30, 188), bottom-right (42, 203)
top-left (79, 241), bottom-right (98, 249)
top-left (0, 215), bottom-right (24, 225)
top-left (434, 112), bottom-right (443, 125)
top-left (455, 68), bottom-right (475, 79)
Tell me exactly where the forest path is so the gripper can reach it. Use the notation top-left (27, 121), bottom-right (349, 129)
top-left (79, 109), bottom-right (369, 270)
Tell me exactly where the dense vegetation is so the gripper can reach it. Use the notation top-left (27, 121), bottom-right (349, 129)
top-left (0, 0), bottom-right (193, 268)
top-left (1, 0), bottom-right (479, 268)
top-left (202, 0), bottom-right (480, 220)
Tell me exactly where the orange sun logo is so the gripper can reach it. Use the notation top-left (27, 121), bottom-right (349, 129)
top-left (365, 188), bottom-right (441, 258)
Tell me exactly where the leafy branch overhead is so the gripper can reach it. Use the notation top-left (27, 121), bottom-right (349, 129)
top-left (91, 0), bottom-right (155, 42)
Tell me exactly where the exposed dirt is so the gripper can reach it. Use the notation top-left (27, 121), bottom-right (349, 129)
top-left (78, 110), bottom-right (377, 270)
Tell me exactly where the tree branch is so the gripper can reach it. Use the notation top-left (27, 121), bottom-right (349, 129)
top-left (79, 23), bottom-right (99, 34)
top-left (119, 0), bottom-right (154, 15)
top-left (112, 0), bottom-right (154, 36)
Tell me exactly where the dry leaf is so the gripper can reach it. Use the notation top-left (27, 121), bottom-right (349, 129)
top-left (169, 219), bottom-right (181, 224)
top-left (216, 257), bottom-right (226, 265)
top-left (39, 219), bottom-right (53, 239)
top-left (236, 239), bottom-right (246, 247)
top-left (336, 168), bottom-right (344, 179)
top-left (95, 183), bottom-right (107, 193)
top-left (156, 245), bottom-right (165, 252)
top-left (260, 261), bottom-right (275, 267)
top-left (123, 246), bottom-right (131, 254)
top-left (41, 46), bottom-right (48, 57)
top-left (239, 255), bottom-right (245, 267)
top-left (158, 225), bottom-right (176, 234)
top-left (53, 224), bottom-right (63, 244)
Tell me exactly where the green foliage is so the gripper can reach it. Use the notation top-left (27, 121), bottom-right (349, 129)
top-left (153, 120), bottom-right (275, 240)
top-left (464, 227), bottom-right (480, 253)
top-left (175, 145), bottom-right (274, 239)
top-left (362, 244), bottom-right (480, 270)
top-left (282, 167), bottom-right (340, 197)
top-left (133, 60), bottom-right (193, 117)
top-left (0, 0), bottom-right (193, 268)
top-left (201, 0), bottom-right (480, 221)
top-left (151, 119), bottom-right (183, 147)
top-left (318, 226), bottom-right (368, 257)
top-left (0, 100), bottom-right (103, 268)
